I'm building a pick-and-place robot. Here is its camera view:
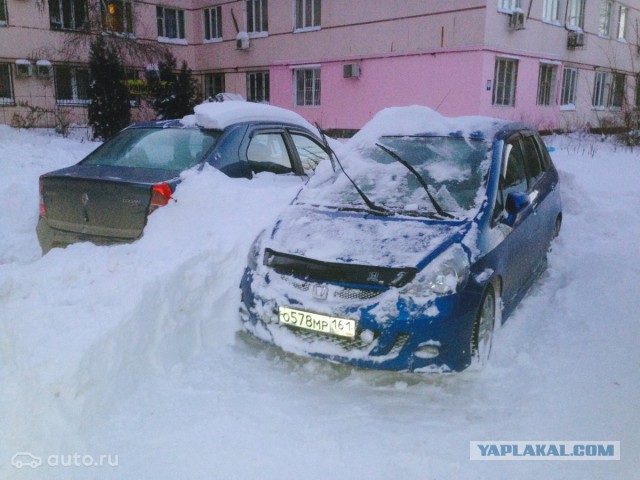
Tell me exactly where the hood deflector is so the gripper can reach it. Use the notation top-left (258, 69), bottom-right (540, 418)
top-left (263, 248), bottom-right (417, 288)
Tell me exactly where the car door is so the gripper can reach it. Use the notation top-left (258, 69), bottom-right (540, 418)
top-left (245, 130), bottom-right (298, 175)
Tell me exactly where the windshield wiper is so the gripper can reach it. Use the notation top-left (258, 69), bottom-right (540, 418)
top-left (375, 143), bottom-right (454, 219)
top-left (315, 123), bottom-right (392, 216)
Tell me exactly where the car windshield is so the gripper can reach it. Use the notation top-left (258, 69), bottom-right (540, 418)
top-left (297, 136), bottom-right (490, 218)
top-left (82, 128), bottom-right (220, 171)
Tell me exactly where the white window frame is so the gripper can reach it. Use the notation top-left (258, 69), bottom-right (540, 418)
top-left (204, 6), bottom-right (222, 42)
top-left (560, 67), bottom-right (578, 110)
top-left (567, 0), bottom-right (585, 29)
top-left (537, 63), bottom-right (558, 106)
top-left (55, 66), bottom-right (91, 105)
top-left (497, 0), bottom-right (521, 13)
top-left (617, 5), bottom-right (628, 40)
top-left (246, 71), bottom-right (269, 103)
top-left (102, 0), bottom-right (134, 36)
top-left (592, 71), bottom-right (609, 110)
top-left (49, 0), bottom-right (88, 31)
top-left (246, 0), bottom-right (268, 37)
top-left (493, 57), bottom-right (518, 107)
top-left (294, 67), bottom-right (321, 107)
top-left (0, 63), bottom-right (13, 104)
top-left (542, 0), bottom-right (560, 23)
top-left (599, 1), bottom-right (612, 37)
top-left (157, 5), bottom-right (186, 44)
top-left (204, 73), bottom-right (225, 99)
top-left (295, 0), bottom-right (321, 32)
top-left (0, 0), bottom-right (7, 26)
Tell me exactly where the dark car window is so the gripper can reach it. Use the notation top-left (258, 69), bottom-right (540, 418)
top-left (503, 140), bottom-right (528, 198)
top-left (533, 134), bottom-right (552, 171)
top-left (247, 133), bottom-right (294, 174)
top-left (82, 128), bottom-right (219, 171)
top-left (290, 133), bottom-right (330, 171)
top-left (521, 135), bottom-right (544, 187)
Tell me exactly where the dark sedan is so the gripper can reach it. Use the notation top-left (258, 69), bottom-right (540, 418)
top-left (37, 102), bottom-right (330, 253)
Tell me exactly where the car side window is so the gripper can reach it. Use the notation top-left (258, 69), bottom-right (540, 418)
top-left (247, 133), bottom-right (294, 174)
top-left (521, 135), bottom-right (544, 187)
top-left (532, 134), bottom-right (551, 171)
top-left (503, 141), bottom-right (528, 199)
top-left (289, 133), bottom-right (330, 171)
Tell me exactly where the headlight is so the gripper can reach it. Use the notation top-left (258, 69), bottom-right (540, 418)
top-left (247, 230), bottom-right (266, 270)
top-left (402, 244), bottom-right (470, 297)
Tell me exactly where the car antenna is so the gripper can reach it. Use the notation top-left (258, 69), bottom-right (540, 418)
top-left (315, 122), bottom-right (390, 216)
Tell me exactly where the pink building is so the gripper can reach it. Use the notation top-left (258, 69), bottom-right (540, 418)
top-left (1, 0), bottom-right (639, 133)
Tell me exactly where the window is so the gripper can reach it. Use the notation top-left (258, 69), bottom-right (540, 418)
top-left (295, 0), bottom-right (321, 30)
top-left (537, 64), bottom-right (557, 106)
top-left (498, 0), bottom-right (520, 12)
top-left (493, 58), bottom-right (518, 107)
top-left (246, 0), bottom-right (267, 34)
top-left (599, 1), bottom-right (612, 36)
top-left (610, 73), bottom-right (625, 109)
top-left (102, 0), bottom-right (133, 34)
top-left (49, 0), bottom-right (87, 31)
top-left (521, 136), bottom-right (544, 187)
top-left (247, 71), bottom-right (269, 102)
top-left (636, 75), bottom-right (640, 109)
top-left (1, 0), bottom-right (8, 25)
top-left (503, 140), bottom-right (528, 199)
top-left (0, 63), bottom-right (13, 104)
top-left (157, 6), bottom-right (185, 40)
top-left (246, 133), bottom-right (294, 174)
top-left (204, 73), bottom-right (225, 100)
top-left (592, 71), bottom-right (609, 109)
top-left (567, 0), bottom-right (585, 29)
top-left (542, 0), bottom-right (560, 22)
top-left (290, 133), bottom-right (329, 170)
top-left (561, 67), bottom-right (578, 108)
top-left (617, 5), bottom-right (628, 40)
top-left (295, 68), bottom-right (321, 106)
top-left (204, 6), bottom-right (222, 41)
top-left (54, 66), bottom-right (90, 104)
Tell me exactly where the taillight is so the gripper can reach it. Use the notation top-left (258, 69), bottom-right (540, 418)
top-left (39, 178), bottom-right (46, 217)
top-left (149, 183), bottom-right (173, 212)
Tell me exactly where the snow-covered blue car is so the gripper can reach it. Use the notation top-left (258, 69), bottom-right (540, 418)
top-left (240, 106), bottom-right (562, 372)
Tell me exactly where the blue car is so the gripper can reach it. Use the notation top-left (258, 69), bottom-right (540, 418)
top-left (37, 102), bottom-right (330, 253)
top-left (240, 106), bottom-right (562, 372)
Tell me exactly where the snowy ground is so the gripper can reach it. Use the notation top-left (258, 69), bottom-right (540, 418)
top-left (0, 125), bottom-right (638, 479)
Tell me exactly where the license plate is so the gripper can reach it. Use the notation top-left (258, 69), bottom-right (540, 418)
top-left (278, 306), bottom-right (356, 338)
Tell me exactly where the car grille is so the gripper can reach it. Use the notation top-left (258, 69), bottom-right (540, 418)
top-left (285, 277), bottom-right (385, 301)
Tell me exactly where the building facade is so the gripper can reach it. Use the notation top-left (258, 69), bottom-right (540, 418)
top-left (1, 0), bottom-right (639, 132)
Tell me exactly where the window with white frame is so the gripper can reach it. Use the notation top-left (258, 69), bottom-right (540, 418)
top-left (537, 64), bottom-right (557, 106)
top-left (0, 0), bottom-right (7, 25)
top-left (617, 5), bottom-right (628, 40)
top-left (542, 0), bottom-right (560, 22)
top-left (204, 6), bottom-right (222, 41)
top-left (561, 67), bottom-right (578, 108)
top-left (493, 58), bottom-right (518, 107)
top-left (102, 0), bottom-right (133, 34)
top-left (599, 1), bottom-right (612, 36)
top-left (157, 6), bottom-right (185, 40)
top-left (296, 0), bottom-right (321, 30)
top-left (295, 68), bottom-right (321, 106)
top-left (247, 71), bottom-right (269, 102)
top-left (0, 63), bottom-right (13, 104)
top-left (204, 73), bottom-right (225, 99)
top-left (49, 0), bottom-right (88, 31)
top-left (246, 0), bottom-right (267, 34)
top-left (567, 0), bottom-right (585, 29)
top-left (610, 72), bottom-right (625, 109)
top-left (498, 0), bottom-right (520, 12)
top-left (592, 71), bottom-right (609, 109)
top-left (54, 66), bottom-right (90, 104)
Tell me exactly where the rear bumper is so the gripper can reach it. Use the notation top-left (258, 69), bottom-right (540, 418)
top-left (36, 217), bottom-right (137, 254)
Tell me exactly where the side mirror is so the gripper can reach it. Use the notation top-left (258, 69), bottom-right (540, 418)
top-left (504, 191), bottom-right (530, 226)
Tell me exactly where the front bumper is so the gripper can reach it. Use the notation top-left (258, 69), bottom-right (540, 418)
top-left (240, 268), bottom-right (484, 372)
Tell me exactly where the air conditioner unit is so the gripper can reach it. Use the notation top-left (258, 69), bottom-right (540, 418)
top-left (508, 11), bottom-right (526, 30)
top-left (15, 59), bottom-right (33, 78)
top-left (567, 31), bottom-right (585, 48)
top-left (343, 63), bottom-right (360, 78)
top-left (36, 60), bottom-right (53, 79)
top-left (236, 32), bottom-right (250, 50)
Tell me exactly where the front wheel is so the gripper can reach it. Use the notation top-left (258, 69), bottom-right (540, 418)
top-left (470, 283), bottom-right (496, 368)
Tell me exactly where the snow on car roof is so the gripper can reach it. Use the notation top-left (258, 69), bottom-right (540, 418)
top-left (183, 101), bottom-right (319, 134)
top-left (349, 105), bottom-right (511, 148)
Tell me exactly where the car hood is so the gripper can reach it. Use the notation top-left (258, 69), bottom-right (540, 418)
top-left (42, 164), bottom-right (181, 185)
top-left (264, 206), bottom-right (468, 271)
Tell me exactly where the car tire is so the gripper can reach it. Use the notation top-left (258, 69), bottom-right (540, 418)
top-left (470, 282), bottom-right (496, 368)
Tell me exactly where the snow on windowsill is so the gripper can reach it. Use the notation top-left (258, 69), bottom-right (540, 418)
top-left (158, 37), bottom-right (188, 45)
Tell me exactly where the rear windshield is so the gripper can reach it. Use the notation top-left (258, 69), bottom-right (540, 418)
top-left (82, 127), bottom-right (219, 171)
